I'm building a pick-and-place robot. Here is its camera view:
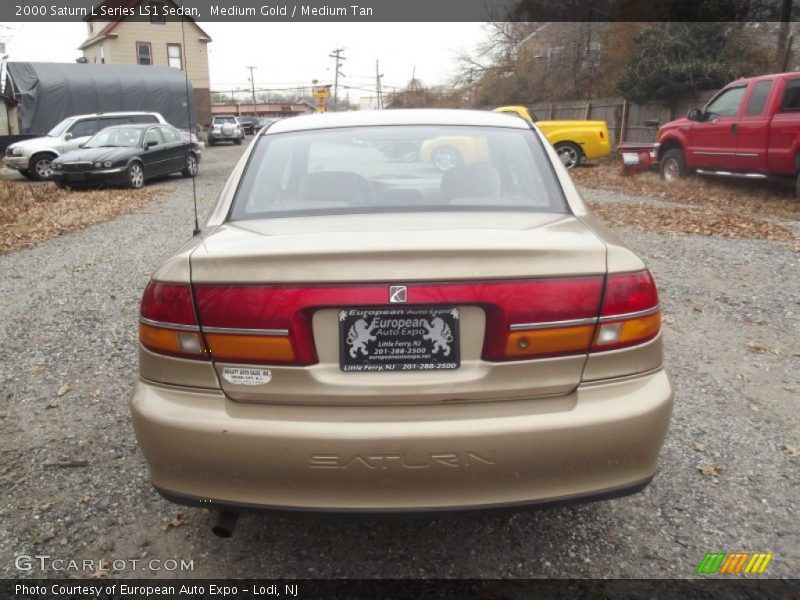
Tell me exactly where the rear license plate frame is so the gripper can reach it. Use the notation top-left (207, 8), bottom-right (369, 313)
top-left (339, 307), bottom-right (460, 372)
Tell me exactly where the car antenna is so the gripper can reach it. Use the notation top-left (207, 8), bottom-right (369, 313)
top-left (179, 5), bottom-right (201, 236)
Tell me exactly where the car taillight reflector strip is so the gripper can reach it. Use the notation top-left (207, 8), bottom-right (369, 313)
top-left (194, 277), bottom-right (605, 365)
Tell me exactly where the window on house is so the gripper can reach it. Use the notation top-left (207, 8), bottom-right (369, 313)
top-left (167, 44), bottom-right (183, 70)
top-left (149, 2), bottom-right (166, 23)
top-left (136, 42), bottom-right (152, 65)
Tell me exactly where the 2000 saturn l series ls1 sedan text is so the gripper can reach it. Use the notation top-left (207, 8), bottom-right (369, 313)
top-left (130, 109), bottom-right (673, 535)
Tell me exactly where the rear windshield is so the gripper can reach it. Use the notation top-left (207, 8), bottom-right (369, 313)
top-left (215, 117), bottom-right (237, 124)
top-left (229, 125), bottom-right (568, 220)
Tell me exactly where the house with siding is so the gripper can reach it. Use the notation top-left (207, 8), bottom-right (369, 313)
top-left (79, 0), bottom-right (212, 127)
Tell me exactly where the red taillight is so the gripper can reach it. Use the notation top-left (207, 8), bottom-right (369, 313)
top-left (600, 271), bottom-right (659, 316)
top-left (139, 281), bottom-right (209, 360)
top-left (152, 272), bottom-right (658, 366)
top-left (140, 282), bottom-right (197, 325)
top-left (592, 270), bottom-right (661, 352)
top-left (194, 278), bottom-right (605, 365)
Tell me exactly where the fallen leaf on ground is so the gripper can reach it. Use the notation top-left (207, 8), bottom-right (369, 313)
top-left (89, 561), bottom-right (108, 578)
top-left (56, 385), bottom-right (71, 397)
top-left (746, 342), bottom-right (772, 354)
top-left (782, 445), bottom-right (800, 458)
top-left (89, 389), bottom-right (101, 397)
top-left (161, 513), bottom-right (189, 532)
top-left (80, 496), bottom-right (92, 505)
top-left (0, 179), bottom-right (163, 255)
top-left (698, 466), bottom-right (723, 477)
top-left (692, 442), bottom-right (706, 453)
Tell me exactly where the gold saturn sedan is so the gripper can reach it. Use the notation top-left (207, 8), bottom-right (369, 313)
top-left (131, 110), bottom-right (672, 535)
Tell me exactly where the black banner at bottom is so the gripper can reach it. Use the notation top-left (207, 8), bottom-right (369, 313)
top-left (3, 579), bottom-right (799, 600)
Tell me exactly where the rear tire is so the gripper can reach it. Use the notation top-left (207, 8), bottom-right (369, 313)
top-left (182, 152), bottom-right (198, 178)
top-left (555, 142), bottom-right (583, 169)
top-left (660, 148), bottom-right (687, 182)
top-left (18, 169), bottom-right (35, 180)
top-left (234, 137), bottom-right (242, 146)
top-left (127, 161), bottom-right (144, 189)
top-left (431, 146), bottom-right (462, 171)
top-left (29, 154), bottom-right (55, 181)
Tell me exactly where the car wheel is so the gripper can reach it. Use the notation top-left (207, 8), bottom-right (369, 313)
top-left (128, 161), bottom-right (145, 189)
top-left (555, 142), bottom-right (582, 169)
top-left (235, 137), bottom-right (242, 146)
top-left (431, 146), bottom-right (462, 172)
top-left (659, 148), bottom-right (687, 182)
top-left (18, 169), bottom-right (36, 180)
top-left (29, 154), bottom-right (55, 181)
top-left (182, 152), bottom-right (198, 178)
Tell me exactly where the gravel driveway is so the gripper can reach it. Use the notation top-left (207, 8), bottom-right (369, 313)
top-left (1, 144), bottom-right (797, 579)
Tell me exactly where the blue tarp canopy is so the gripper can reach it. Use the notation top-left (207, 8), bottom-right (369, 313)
top-left (6, 61), bottom-right (195, 134)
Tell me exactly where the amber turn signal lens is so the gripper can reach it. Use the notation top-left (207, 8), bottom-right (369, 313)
top-left (505, 325), bottom-right (595, 358)
top-left (204, 333), bottom-right (295, 363)
top-left (139, 323), bottom-right (208, 358)
top-left (593, 312), bottom-right (661, 350)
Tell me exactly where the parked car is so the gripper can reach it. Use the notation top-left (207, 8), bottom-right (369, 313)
top-left (4, 112), bottom-right (168, 181)
top-left (493, 106), bottom-right (611, 168)
top-left (208, 116), bottom-right (244, 146)
top-left (50, 124), bottom-right (200, 189)
top-left (657, 72), bottom-right (800, 195)
top-left (131, 110), bottom-right (672, 534)
top-left (236, 116), bottom-right (260, 135)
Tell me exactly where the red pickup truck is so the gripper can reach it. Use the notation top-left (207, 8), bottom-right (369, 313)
top-left (657, 72), bottom-right (800, 195)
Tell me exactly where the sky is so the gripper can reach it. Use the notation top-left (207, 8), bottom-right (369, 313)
top-left (4, 22), bottom-right (487, 102)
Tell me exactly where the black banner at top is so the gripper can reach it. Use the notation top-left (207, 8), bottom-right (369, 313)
top-left (2, 0), bottom-right (800, 22)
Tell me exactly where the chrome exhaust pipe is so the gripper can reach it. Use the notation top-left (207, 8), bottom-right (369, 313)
top-left (212, 510), bottom-right (239, 538)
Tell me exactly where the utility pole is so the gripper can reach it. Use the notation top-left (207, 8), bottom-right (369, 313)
top-left (375, 59), bottom-right (383, 110)
top-left (329, 48), bottom-right (346, 111)
top-left (246, 66), bottom-right (257, 115)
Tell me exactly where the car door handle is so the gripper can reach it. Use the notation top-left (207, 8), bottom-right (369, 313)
top-left (731, 123), bottom-right (738, 134)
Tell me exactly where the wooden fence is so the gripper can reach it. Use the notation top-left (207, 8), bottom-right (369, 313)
top-left (529, 90), bottom-right (718, 148)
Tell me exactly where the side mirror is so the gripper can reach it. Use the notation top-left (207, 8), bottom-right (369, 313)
top-left (687, 108), bottom-right (703, 122)
top-left (146, 140), bottom-right (158, 148)
top-left (64, 132), bottom-right (73, 141)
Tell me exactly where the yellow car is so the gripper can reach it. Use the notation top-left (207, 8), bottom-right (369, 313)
top-left (494, 106), bottom-right (610, 168)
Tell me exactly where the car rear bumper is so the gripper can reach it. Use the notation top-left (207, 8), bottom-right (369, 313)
top-left (130, 368), bottom-right (673, 512)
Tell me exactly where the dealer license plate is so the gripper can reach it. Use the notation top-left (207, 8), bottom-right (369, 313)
top-left (339, 307), bottom-right (460, 372)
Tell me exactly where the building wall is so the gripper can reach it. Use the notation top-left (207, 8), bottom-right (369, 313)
top-left (84, 21), bottom-right (210, 88)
